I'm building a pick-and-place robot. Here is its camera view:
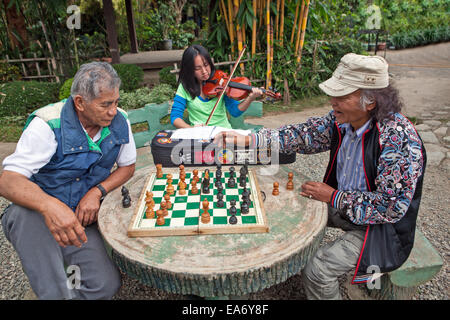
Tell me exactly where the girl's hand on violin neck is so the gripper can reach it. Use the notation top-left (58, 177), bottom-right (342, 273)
top-left (213, 131), bottom-right (249, 148)
top-left (248, 87), bottom-right (264, 101)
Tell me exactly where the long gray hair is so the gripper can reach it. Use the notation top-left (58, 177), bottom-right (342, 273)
top-left (71, 62), bottom-right (121, 102)
top-left (360, 83), bottom-right (403, 122)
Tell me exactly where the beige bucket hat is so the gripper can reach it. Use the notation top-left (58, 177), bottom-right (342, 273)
top-left (319, 53), bottom-right (389, 97)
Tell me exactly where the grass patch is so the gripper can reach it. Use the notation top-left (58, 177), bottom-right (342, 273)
top-left (262, 94), bottom-right (329, 115)
top-left (0, 116), bottom-right (26, 142)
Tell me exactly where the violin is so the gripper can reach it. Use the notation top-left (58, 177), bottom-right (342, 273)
top-left (202, 70), bottom-right (282, 100)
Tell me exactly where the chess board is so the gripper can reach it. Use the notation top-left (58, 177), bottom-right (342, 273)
top-left (127, 168), bottom-right (269, 237)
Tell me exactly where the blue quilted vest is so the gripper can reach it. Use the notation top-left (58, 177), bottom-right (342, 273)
top-left (26, 97), bottom-right (129, 211)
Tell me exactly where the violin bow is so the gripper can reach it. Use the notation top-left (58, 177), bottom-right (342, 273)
top-left (205, 45), bottom-right (247, 126)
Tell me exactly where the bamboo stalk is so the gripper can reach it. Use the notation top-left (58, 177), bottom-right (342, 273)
top-left (279, 0), bottom-right (285, 46)
top-left (233, 0), bottom-right (244, 72)
top-left (290, 0), bottom-right (299, 44)
top-left (275, 0), bottom-right (280, 41)
top-left (220, 0), bottom-right (230, 36)
top-left (227, 0), bottom-right (236, 56)
top-left (295, 0), bottom-right (306, 54)
top-left (297, 0), bottom-right (310, 65)
top-left (269, 18), bottom-right (274, 88)
top-left (252, 0), bottom-right (257, 58)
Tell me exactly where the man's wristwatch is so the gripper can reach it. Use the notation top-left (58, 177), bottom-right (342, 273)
top-left (96, 183), bottom-right (108, 200)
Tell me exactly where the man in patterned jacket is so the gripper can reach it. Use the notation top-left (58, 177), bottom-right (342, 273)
top-left (214, 53), bottom-right (426, 299)
top-left (0, 62), bottom-right (136, 299)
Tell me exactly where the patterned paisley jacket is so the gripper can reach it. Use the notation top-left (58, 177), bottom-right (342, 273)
top-left (253, 110), bottom-right (426, 282)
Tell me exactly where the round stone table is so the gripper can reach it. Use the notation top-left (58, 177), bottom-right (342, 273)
top-left (98, 165), bottom-right (327, 298)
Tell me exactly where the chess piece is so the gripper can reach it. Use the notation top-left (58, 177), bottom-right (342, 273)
top-left (164, 193), bottom-right (172, 209)
top-left (201, 198), bottom-right (210, 224)
top-left (122, 195), bottom-right (131, 208)
top-left (228, 214), bottom-right (237, 224)
top-left (227, 175), bottom-right (236, 188)
top-left (287, 172), bottom-right (294, 190)
top-left (145, 191), bottom-right (155, 208)
top-left (178, 172), bottom-right (186, 187)
top-left (229, 167), bottom-right (235, 178)
top-left (193, 169), bottom-right (199, 183)
top-left (179, 183), bottom-right (187, 195)
top-left (145, 191), bottom-right (153, 201)
top-left (179, 165), bottom-right (185, 176)
top-left (191, 180), bottom-right (199, 194)
top-left (156, 164), bottom-right (163, 178)
top-left (240, 200), bottom-right (249, 214)
top-left (145, 206), bottom-right (155, 219)
top-left (229, 199), bottom-right (237, 216)
top-left (216, 191), bottom-right (225, 208)
top-left (166, 173), bottom-right (173, 185)
top-left (166, 182), bottom-right (175, 196)
top-left (272, 182), bottom-right (279, 196)
top-left (156, 210), bottom-right (165, 225)
top-left (160, 201), bottom-right (168, 217)
top-left (239, 171), bottom-right (247, 187)
top-left (202, 175), bottom-right (210, 194)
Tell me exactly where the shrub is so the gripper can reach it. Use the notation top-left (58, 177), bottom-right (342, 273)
top-left (0, 81), bottom-right (60, 117)
top-left (158, 66), bottom-right (177, 89)
top-left (59, 78), bottom-right (73, 100)
top-left (391, 26), bottom-right (450, 49)
top-left (118, 84), bottom-right (175, 111)
top-left (0, 62), bottom-right (21, 83)
top-left (112, 64), bottom-right (144, 92)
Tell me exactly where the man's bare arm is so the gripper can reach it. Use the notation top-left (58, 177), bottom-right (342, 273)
top-left (0, 170), bottom-right (87, 247)
top-left (76, 163), bottom-right (135, 226)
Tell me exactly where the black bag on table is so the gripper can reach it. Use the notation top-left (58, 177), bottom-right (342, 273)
top-left (150, 130), bottom-right (296, 167)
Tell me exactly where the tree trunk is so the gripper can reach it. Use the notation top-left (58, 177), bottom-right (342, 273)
top-left (2, 0), bottom-right (29, 50)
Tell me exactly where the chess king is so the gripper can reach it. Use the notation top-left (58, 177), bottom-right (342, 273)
top-left (0, 62), bottom-right (136, 299)
top-left (214, 53), bottom-right (427, 300)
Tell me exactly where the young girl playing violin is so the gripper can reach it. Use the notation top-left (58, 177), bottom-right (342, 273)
top-left (170, 44), bottom-right (263, 129)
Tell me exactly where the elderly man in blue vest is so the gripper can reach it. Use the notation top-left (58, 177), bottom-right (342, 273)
top-left (0, 62), bottom-right (136, 299)
top-left (215, 53), bottom-right (426, 299)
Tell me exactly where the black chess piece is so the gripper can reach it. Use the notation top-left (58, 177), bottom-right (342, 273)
top-left (121, 186), bottom-right (129, 197)
top-left (242, 187), bottom-right (249, 199)
top-left (239, 173), bottom-right (246, 188)
top-left (122, 195), bottom-right (131, 208)
top-left (202, 179), bottom-right (210, 194)
top-left (229, 215), bottom-right (237, 224)
top-left (229, 167), bottom-right (235, 178)
top-left (240, 200), bottom-right (249, 214)
top-left (216, 192), bottom-right (225, 208)
top-left (229, 205), bottom-right (237, 216)
top-left (227, 176), bottom-right (236, 188)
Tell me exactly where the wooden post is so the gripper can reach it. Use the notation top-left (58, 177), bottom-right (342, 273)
top-left (18, 54), bottom-right (28, 77)
top-left (103, 0), bottom-right (120, 64)
top-left (125, 0), bottom-right (139, 53)
top-left (33, 53), bottom-right (41, 77)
